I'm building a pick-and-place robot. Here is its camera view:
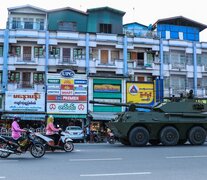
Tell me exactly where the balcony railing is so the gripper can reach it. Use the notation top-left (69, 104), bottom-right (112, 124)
top-left (17, 81), bottom-right (34, 89)
top-left (123, 29), bottom-right (160, 39)
top-left (58, 57), bottom-right (76, 65)
top-left (7, 21), bottom-right (45, 31)
top-left (171, 63), bottom-right (186, 69)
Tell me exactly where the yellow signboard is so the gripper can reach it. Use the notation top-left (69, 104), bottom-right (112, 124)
top-left (126, 82), bottom-right (154, 104)
top-left (61, 79), bottom-right (74, 85)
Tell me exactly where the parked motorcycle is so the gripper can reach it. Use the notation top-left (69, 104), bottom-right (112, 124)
top-left (0, 130), bottom-right (45, 158)
top-left (35, 130), bottom-right (74, 152)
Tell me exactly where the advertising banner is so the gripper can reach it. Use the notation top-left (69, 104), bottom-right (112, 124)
top-left (5, 92), bottom-right (45, 112)
top-left (47, 102), bottom-right (87, 114)
top-left (47, 72), bottom-right (87, 114)
top-left (126, 82), bottom-right (154, 105)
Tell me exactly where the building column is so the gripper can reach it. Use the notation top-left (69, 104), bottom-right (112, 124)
top-left (2, 29), bottom-right (9, 93)
top-left (86, 33), bottom-right (90, 75)
top-left (123, 35), bottom-right (128, 76)
top-left (45, 30), bottom-right (49, 89)
top-left (193, 42), bottom-right (197, 96)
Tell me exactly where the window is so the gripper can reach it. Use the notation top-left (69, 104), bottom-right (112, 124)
top-left (23, 46), bottom-right (32, 61)
top-left (9, 46), bottom-right (21, 56)
top-left (171, 76), bottom-right (186, 91)
top-left (12, 17), bottom-right (21, 29)
top-left (163, 52), bottom-right (169, 64)
top-left (90, 48), bottom-right (98, 60)
top-left (201, 53), bottom-right (207, 66)
top-left (73, 48), bottom-right (85, 60)
top-left (146, 53), bottom-right (153, 66)
top-left (0, 46), bottom-right (3, 57)
top-left (137, 52), bottom-right (144, 66)
top-left (33, 73), bottom-right (44, 84)
top-left (8, 72), bottom-right (20, 83)
top-left (24, 18), bottom-right (33, 29)
top-left (127, 52), bottom-right (137, 60)
top-left (111, 51), bottom-right (119, 62)
top-left (36, 18), bottom-right (44, 30)
top-left (22, 72), bottom-right (31, 88)
top-left (186, 54), bottom-right (193, 65)
top-left (62, 48), bottom-right (71, 63)
top-left (100, 24), bottom-right (112, 33)
top-left (164, 77), bottom-right (170, 89)
top-left (58, 21), bottom-right (77, 31)
top-left (100, 50), bottom-right (108, 64)
top-left (34, 47), bottom-right (44, 58)
top-left (49, 47), bottom-right (60, 58)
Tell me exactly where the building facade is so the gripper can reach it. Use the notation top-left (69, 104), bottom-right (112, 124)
top-left (1, 4), bottom-right (207, 130)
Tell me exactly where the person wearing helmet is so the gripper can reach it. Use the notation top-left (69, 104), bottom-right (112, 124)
top-left (11, 116), bottom-right (27, 152)
top-left (46, 115), bottom-right (61, 145)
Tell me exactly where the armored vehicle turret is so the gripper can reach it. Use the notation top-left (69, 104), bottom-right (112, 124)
top-left (89, 96), bottom-right (207, 146)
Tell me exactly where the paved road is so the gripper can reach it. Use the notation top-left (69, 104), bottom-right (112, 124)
top-left (1, 143), bottom-right (207, 180)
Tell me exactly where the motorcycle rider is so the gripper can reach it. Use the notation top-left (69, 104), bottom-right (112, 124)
top-left (11, 116), bottom-right (27, 152)
top-left (46, 115), bottom-right (61, 146)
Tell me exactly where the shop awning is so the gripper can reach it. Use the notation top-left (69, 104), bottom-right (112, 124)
top-left (1, 114), bottom-right (46, 121)
top-left (52, 114), bottom-right (86, 119)
top-left (90, 112), bottom-right (118, 121)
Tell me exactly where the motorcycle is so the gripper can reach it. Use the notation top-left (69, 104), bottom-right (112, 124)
top-left (0, 130), bottom-right (45, 158)
top-left (107, 132), bottom-right (118, 144)
top-left (35, 130), bottom-right (74, 152)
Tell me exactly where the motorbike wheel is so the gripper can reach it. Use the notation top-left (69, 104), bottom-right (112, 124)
top-left (30, 143), bottom-right (45, 158)
top-left (63, 142), bottom-right (74, 152)
top-left (108, 137), bottom-right (116, 144)
top-left (0, 143), bottom-right (11, 158)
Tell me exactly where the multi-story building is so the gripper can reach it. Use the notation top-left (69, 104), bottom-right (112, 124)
top-left (0, 4), bottom-right (207, 131)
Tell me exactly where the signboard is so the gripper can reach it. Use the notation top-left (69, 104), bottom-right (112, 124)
top-left (5, 92), bottom-right (45, 112)
top-left (126, 82), bottom-right (154, 105)
top-left (47, 73), bottom-right (87, 115)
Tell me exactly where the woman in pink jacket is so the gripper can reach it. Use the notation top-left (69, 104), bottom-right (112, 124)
top-left (46, 115), bottom-right (61, 145)
top-left (11, 116), bottom-right (27, 152)
top-left (11, 116), bottom-right (26, 140)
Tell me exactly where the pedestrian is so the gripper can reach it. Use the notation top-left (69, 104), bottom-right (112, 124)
top-left (86, 126), bottom-right (90, 143)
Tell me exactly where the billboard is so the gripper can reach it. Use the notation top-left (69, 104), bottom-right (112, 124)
top-left (47, 73), bottom-right (87, 114)
top-left (126, 82), bottom-right (155, 105)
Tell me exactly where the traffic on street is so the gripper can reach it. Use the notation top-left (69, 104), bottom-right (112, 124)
top-left (1, 142), bottom-right (207, 180)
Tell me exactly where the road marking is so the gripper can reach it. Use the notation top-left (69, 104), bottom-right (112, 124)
top-left (166, 155), bottom-right (207, 159)
top-left (70, 158), bottom-right (122, 161)
top-left (0, 160), bottom-right (19, 162)
top-left (80, 172), bottom-right (151, 177)
top-left (0, 177), bottom-right (6, 179)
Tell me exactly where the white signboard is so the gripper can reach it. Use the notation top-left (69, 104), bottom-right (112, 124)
top-left (47, 102), bottom-right (87, 114)
top-left (5, 92), bottom-right (45, 112)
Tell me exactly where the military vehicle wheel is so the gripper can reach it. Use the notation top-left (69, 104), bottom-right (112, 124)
top-left (119, 138), bottom-right (130, 145)
top-left (149, 140), bottom-right (160, 146)
top-left (129, 127), bottom-right (149, 146)
top-left (188, 126), bottom-right (206, 145)
top-left (160, 126), bottom-right (179, 146)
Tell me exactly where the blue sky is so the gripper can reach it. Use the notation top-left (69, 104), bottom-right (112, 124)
top-left (1, 0), bottom-right (207, 41)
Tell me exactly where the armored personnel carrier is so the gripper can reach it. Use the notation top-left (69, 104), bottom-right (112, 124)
top-left (89, 95), bottom-right (207, 146)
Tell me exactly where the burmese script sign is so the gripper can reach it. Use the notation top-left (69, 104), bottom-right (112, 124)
top-left (5, 92), bottom-right (45, 112)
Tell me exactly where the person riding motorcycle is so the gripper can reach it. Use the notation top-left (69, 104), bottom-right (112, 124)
top-left (46, 115), bottom-right (61, 146)
top-left (11, 116), bottom-right (27, 152)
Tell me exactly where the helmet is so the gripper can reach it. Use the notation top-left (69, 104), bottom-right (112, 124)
top-left (13, 116), bottom-right (21, 121)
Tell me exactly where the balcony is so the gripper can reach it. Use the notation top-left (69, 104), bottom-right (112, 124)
top-left (17, 81), bottom-right (34, 89)
top-left (171, 63), bottom-right (186, 70)
top-left (123, 29), bottom-right (160, 39)
top-left (7, 21), bottom-right (45, 31)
